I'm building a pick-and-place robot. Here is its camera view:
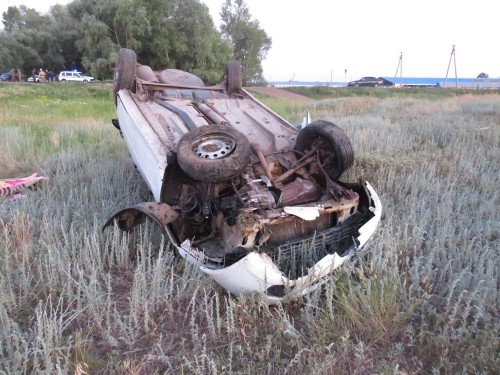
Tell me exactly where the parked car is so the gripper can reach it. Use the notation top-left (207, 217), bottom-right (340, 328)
top-left (347, 76), bottom-right (393, 87)
top-left (0, 73), bottom-right (12, 81)
top-left (27, 75), bottom-right (40, 83)
top-left (105, 48), bottom-right (382, 304)
top-left (58, 71), bottom-right (95, 83)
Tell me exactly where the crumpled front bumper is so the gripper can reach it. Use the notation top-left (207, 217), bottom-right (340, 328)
top-left (177, 182), bottom-right (382, 304)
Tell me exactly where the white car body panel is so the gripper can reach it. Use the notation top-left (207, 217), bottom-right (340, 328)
top-left (117, 91), bottom-right (167, 201)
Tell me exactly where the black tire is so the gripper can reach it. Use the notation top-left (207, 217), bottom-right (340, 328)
top-left (295, 120), bottom-right (354, 180)
top-left (224, 61), bottom-right (242, 95)
top-left (177, 125), bottom-right (251, 182)
top-left (113, 48), bottom-right (137, 95)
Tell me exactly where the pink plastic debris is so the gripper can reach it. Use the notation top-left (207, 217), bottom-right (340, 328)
top-left (0, 173), bottom-right (48, 197)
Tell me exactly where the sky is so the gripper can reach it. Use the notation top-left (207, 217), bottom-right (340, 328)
top-left (1, 0), bottom-right (498, 82)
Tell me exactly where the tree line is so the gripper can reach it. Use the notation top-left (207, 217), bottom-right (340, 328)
top-left (0, 0), bottom-right (271, 85)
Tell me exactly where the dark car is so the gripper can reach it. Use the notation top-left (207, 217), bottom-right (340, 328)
top-left (0, 73), bottom-right (12, 81)
top-left (348, 77), bottom-right (393, 87)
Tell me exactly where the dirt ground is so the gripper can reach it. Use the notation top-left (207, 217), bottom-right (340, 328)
top-left (246, 86), bottom-right (313, 102)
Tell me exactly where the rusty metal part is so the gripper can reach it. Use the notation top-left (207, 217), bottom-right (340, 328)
top-left (316, 150), bottom-right (357, 201)
top-left (136, 83), bottom-right (149, 102)
top-left (277, 178), bottom-right (322, 207)
top-left (250, 193), bottom-right (359, 222)
top-left (136, 66), bottom-right (160, 102)
top-left (260, 212), bottom-right (333, 245)
top-left (194, 102), bottom-right (229, 125)
top-left (251, 143), bottom-right (274, 182)
top-left (239, 175), bottom-right (277, 210)
top-left (103, 202), bottom-right (179, 232)
top-left (231, 180), bottom-right (245, 205)
top-left (245, 187), bottom-right (276, 210)
top-left (273, 156), bottom-right (316, 184)
top-left (292, 144), bottom-right (319, 167)
top-left (136, 77), bottom-right (225, 91)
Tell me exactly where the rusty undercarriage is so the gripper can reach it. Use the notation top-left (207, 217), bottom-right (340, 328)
top-left (106, 48), bottom-right (382, 303)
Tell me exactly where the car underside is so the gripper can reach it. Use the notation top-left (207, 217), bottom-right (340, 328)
top-left (106, 49), bottom-right (382, 303)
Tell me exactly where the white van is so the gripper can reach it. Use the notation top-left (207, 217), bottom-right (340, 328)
top-left (58, 71), bottom-right (95, 83)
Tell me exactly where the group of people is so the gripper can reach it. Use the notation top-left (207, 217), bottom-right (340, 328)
top-left (5, 68), bottom-right (57, 82)
top-left (32, 68), bottom-right (56, 82)
top-left (8, 68), bottom-right (22, 82)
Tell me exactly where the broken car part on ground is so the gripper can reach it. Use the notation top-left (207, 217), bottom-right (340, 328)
top-left (105, 48), bottom-right (382, 304)
top-left (0, 173), bottom-right (48, 201)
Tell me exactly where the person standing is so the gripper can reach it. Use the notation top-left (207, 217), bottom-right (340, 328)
top-left (39, 68), bottom-right (46, 83)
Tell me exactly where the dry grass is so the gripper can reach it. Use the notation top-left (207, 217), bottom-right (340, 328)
top-left (0, 83), bottom-right (499, 374)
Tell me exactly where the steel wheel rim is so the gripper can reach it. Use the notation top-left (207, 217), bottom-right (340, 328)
top-left (193, 135), bottom-right (235, 159)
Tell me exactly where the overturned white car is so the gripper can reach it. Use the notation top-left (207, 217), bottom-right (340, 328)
top-left (105, 48), bottom-right (382, 303)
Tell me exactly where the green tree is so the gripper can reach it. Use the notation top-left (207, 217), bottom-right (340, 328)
top-left (69, 0), bottom-right (230, 82)
top-left (0, 5), bottom-right (80, 75)
top-left (220, 0), bottom-right (271, 85)
top-left (47, 5), bottom-right (82, 72)
top-left (0, 6), bottom-right (51, 75)
top-left (1, 0), bottom-right (231, 82)
top-left (2, 6), bottom-right (23, 32)
top-left (68, 0), bottom-right (150, 79)
top-left (137, 0), bottom-right (230, 83)
top-left (0, 32), bottom-right (21, 73)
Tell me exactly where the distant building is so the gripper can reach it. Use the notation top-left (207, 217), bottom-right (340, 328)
top-left (435, 79), bottom-right (500, 89)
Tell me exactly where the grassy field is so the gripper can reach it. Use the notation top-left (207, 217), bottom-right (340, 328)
top-left (0, 82), bottom-right (499, 374)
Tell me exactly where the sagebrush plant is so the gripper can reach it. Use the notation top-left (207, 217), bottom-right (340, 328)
top-left (0, 82), bottom-right (498, 374)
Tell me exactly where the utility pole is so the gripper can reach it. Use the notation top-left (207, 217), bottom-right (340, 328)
top-left (344, 69), bottom-right (347, 85)
top-left (394, 52), bottom-right (403, 87)
top-left (444, 45), bottom-right (458, 88)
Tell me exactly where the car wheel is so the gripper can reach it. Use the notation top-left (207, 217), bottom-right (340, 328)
top-left (374, 83), bottom-right (379, 87)
top-left (177, 125), bottom-right (251, 182)
top-left (60, 79), bottom-right (66, 82)
top-left (295, 120), bottom-right (354, 180)
top-left (224, 61), bottom-right (242, 96)
top-left (355, 83), bottom-right (360, 87)
top-left (113, 48), bottom-right (137, 95)
top-left (83, 79), bottom-right (89, 83)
